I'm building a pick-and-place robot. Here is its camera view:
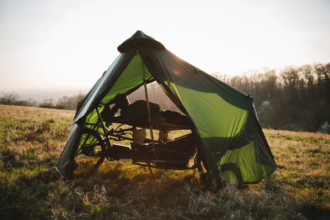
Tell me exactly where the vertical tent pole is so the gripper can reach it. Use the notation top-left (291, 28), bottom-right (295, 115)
top-left (141, 58), bottom-right (157, 158)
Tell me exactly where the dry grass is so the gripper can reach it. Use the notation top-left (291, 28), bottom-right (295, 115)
top-left (0, 104), bottom-right (330, 219)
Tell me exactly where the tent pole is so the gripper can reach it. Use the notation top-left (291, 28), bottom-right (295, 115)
top-left (141, 58), bottom-right (157, 158)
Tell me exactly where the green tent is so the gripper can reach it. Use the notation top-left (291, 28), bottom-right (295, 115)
top-left (56, 31), bottom-right (276, 190)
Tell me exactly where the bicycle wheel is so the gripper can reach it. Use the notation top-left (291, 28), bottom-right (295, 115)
top-left (80, 128), bottom-right (106, 157)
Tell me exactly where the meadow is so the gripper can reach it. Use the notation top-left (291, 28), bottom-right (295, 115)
top-left (0, 104), bottom-right (329, 220)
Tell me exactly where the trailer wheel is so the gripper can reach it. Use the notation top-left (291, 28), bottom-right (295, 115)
top-left (80, 128), bottom-right (106, 157)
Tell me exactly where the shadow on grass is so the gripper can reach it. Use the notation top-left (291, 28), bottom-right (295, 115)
top-left (299, 205), bottom-right (330, 220)
top-left (17, 170), bottom-right (60, 186)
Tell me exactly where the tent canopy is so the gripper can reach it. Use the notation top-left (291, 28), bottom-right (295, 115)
top-left (56, 31), bottom-right (276, 189)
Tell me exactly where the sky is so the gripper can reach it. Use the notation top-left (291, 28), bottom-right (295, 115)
top-left (0, 0), bottom-right (330, 92)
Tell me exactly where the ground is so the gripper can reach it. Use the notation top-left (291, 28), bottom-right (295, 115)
top-left (0, 104), bottom-right (329, 220)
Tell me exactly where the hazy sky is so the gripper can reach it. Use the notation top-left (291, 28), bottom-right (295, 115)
top-left (1, 0), bottom-right (330, 91)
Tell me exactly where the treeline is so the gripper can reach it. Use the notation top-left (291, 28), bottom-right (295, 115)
top-left (0, 87), bottom-right (171, 111)
top-left (0, 93), bottom-right (38, 107)
top-left (40, 93), bottom-right (85, 110)
top-left (212, 62), bottom-right (330, 132)
top-left (0, 92), bottom-right (85, 110)
top-left (1, 62), bottom-right (329, 133)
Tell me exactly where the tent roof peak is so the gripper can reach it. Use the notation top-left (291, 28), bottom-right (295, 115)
top-left (117, 30), bottom-right (166, 53)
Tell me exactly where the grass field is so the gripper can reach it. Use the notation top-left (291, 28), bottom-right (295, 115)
top-left (0, 104), bottom-right (330, 220)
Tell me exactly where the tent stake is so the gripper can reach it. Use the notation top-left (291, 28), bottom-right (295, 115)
top-left (148, 163), bottom-right (155, 180)
top-left (141, 58), bottom-right (157, 159)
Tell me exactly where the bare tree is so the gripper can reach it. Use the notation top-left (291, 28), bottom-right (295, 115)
top-left (258, 97), bottom-right (290, 130)
top-left (280, 66), bottom-right (300, 103)
top-left (0, 92), bottom-right (18, 104)
top-left (315, 63), bottom-right (330, 104)
top-left (299, 65), bottom-right (314, 101)
top-left (57, 96), bottom-right (70, 109)
top-left (299, 99), bottom-right (330, 132)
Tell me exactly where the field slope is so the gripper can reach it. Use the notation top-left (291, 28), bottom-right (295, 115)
top-left (0, 105), bottom-right (329, 220)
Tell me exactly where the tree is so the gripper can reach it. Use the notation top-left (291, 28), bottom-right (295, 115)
top-left (299, 65), bottom-right (314, 101)
top-left (0, 92), bottom-right (18, 104)
top-left (280, 66), bottom-right (300, 104)
top-left (257, 97), bottom-right (291, 130)
top-left (299, 99), bottom-right (330, 132)
top-left (315, 63), bottom-right (330, 104)
top-left (57, 96), bottom-right (69, 109)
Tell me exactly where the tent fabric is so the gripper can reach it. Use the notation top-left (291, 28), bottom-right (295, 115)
top-left (56, 31), bottom-right (276, 189)
top-left (139, 48), bottom-right (276, 187)
top-left (117, 30), bottom-right (165, 53)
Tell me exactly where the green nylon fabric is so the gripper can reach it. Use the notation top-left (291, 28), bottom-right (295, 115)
top-left (140, 48), bottom-right (276, 187)
top-left (57, 51), bottom-right (137, 177)
top-left (75, 54), bottom-right (153, 155)
top-left (76, 107), bottom-right (104, 155)
top-left (168, 68), bottom-right (253, 185)
top-left (101, 53), bottom-right (153, 104)
top-left (57, 31), bottom-right (276, 186)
